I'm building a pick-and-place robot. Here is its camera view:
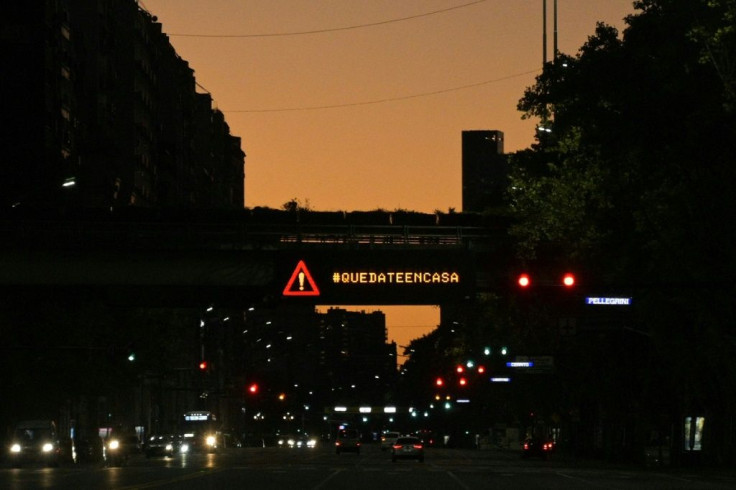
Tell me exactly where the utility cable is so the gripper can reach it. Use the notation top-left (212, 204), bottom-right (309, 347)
top-left (222, 69), bottom-right (540, 113)
top-left (166, 0), bottom-right (488, 38)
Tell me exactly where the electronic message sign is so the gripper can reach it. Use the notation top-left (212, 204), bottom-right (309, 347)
top-left (278, 250), bottom-right (474, 305)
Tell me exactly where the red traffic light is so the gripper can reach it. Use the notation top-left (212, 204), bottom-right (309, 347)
top-left (517, 273), bottom-right (531, 288)
top-left (477, 365), bottom-right (486, 374)
top-left (435, 377), bottom-right (444, 387)
top-left (198, 361), bottom-right (208, 371)
top-left (458, 377), bottom-right (467, 386)
top-left (562, 273), bottom-right (575, 287)
top-left (248, 383), bottom-right (259, 394)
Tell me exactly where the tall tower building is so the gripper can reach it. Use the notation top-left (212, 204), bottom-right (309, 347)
top-left (461, 130), bottom-right (507, 212)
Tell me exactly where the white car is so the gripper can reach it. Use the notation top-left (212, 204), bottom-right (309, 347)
top-left (381, 431), bottom-right (401, 451)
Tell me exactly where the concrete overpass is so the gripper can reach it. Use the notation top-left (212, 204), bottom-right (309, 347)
top-left (0, 207), bottom-right (514, 307)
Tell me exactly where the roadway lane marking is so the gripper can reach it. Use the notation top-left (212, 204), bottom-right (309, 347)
top-left (312, 469), bottom-right (343, 489)
top-left (446, 471), bottom-right (472, 490)
top-left (557, 471), bottom-right (616, 488)
top-left (114, 467), bottom-right (229, 489)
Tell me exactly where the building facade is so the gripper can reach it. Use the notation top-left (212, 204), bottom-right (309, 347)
top-left (1, 0), bottom-right (245, 210)
top-left (461, 130), bottom-right (507, 212)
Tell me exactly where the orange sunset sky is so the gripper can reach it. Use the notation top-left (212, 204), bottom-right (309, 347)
top-left (141, 0), bottom-right (637, 351)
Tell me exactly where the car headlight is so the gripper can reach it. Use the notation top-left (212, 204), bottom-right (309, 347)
top-left (307, 439), bottom-right (317, 448)
top-left (180, 443), bottom-right (190, 454)
top-left (206, 435), bottom-right (216, 447)
top-left (165, 443), bottom-right (173, 451)
top-left (108, 439), bottom-right (120, 450)
top-left (10, 443), bottom-right (21, 453)
top-left (42, 442), bottom-right (55, 453)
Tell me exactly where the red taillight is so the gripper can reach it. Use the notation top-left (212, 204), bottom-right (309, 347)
top-left (392, 444), bottom-right (402, 450)
top-left (413, 444), bottom-right (423, 449)
top-left (523, 443), bottom-right (529, 450)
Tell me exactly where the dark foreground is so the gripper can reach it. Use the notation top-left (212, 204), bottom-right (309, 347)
top-left (2, 444), bottom-right (735, 490)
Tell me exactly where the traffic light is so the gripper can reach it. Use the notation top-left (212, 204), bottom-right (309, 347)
top-left (248, 383), bottom-right (259, 394)
top-left (198, 360), bottom-right (208, 371)
top-left (517, 273), bottom-right (531, 288)
top-left (435, 377), bottom-right (444, 387)
top-left (516, 271), bottom-right (577, 287)
top-left (562, 272), bottom-right (575, 287)
top-left (477, 365), bottom-right (486, 374)
top-left (458, 377), bottom-right (467, 387)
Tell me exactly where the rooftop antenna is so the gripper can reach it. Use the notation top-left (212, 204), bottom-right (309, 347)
top-left (553, 0), bottom-right (558, 60)
top-left (543, 0), bottom-right (547, 65)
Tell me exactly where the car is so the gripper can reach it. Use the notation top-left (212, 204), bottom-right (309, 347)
top-left (294, 434), bottom-right (317, 449)
top-left (521, 437), bottom-right (555, 459)
top-left (73, 433), bottom-right (104, 464)
top-left (335, 429), bottom-right (360, 454)
top-left (7, 420), bottom-right (63, 467)
top-left (415, 429), bottom-right (437, 447)
top-left (277, 434), bottom-right (317, 449)
top-left (104, 433), bottom-right (141, 466)
top-left (380, 431), bottom-right (401, 451)
top-left (391, 436), bottom-right (424, 462)
top-left (144, 434), bottom-right (180, 458)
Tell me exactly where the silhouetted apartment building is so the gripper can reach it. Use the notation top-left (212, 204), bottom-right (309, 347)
top-left (318, 308), bottom-right (397, 404)
top-left (0, 0), bottom-right (245, 209)
top-left (461, 130), bottom-right (508, 212)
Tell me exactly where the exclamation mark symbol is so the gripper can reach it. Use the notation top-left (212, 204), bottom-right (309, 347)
top-left (298, 271), bottom-right (305, 291)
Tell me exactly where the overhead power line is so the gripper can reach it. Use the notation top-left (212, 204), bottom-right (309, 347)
top-left (167, 0), bottom-right (488, 38)
top-left (222, 69), bottom-right (540, 113)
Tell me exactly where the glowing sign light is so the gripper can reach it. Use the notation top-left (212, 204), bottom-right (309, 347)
top-left (506, 361), bottom-right (534, 368)
top-left (586, 297), bottom-right (632, 305)
top-left (332, 271), bottom-right (459, 285)
top-left (184, 414), bottom-right (209, 421)
top-left (283, 261), bottom-right (320, 297)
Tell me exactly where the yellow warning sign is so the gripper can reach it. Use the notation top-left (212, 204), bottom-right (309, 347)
top-left (283, 260), bottom-right (320, 297)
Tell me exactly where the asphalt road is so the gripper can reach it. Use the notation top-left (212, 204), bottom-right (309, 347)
top-left (2, 443), bottom-right (735, 489)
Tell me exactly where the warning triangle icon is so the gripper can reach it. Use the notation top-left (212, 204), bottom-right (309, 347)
top-left (283, 260), bottom-right (320, 296)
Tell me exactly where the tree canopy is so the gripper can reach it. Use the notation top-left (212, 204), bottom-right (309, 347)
top-left (507, 0), bottom-right (736, 464)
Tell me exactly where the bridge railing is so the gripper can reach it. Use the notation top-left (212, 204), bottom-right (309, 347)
top-left (1, 219), bottom-right (500, 250)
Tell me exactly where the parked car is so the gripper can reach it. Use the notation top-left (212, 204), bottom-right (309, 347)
top-left (380, 431), bottom-right (401, 451)
top-left (335, 429), bottom-right (360, 455)
top-left (391, 436), bottom-right (424, 463)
